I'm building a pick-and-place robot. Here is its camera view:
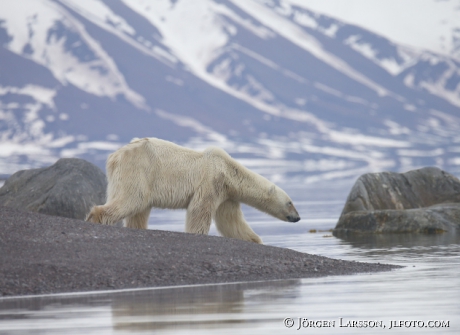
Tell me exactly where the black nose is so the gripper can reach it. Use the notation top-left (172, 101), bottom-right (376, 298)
top-left (287, 215), bottom-right (301, 222)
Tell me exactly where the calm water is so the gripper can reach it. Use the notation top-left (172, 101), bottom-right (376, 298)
top-left (0, 180), bottom-right (459, 334)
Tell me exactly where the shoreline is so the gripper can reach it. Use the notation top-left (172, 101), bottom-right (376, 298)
top-left (0, 206), bottom-right (401, 297)
top-left (0, 277), bottom-right (303, 301)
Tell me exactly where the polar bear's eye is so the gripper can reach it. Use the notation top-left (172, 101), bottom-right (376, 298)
top-left (288, 201), bottom-right (292, 206)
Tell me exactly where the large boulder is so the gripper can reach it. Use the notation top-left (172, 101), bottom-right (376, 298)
top-left (0, 158), bottom-right (107, 220)
top-left (334, 167), bottom-right (460, 235)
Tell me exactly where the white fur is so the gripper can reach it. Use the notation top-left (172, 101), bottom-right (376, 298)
top-left (86, 137), bottom-right (300, 244)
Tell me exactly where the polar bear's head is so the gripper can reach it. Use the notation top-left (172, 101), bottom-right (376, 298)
top-left (269, 185), bottom-right (301, 223)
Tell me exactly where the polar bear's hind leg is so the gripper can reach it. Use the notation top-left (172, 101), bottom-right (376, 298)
top-left (125, 207), bottom-right (152, 229)
top-left (185, 193), bottom-right (215, 235)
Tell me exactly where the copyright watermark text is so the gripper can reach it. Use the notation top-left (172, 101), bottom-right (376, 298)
top-left (283, 318), bottom-right (450, 330)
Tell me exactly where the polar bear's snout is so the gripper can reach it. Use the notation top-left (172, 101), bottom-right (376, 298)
top-left (285, 200), bottom-right (300, 222)
top-left (286, 214), bottom-right (301, 222)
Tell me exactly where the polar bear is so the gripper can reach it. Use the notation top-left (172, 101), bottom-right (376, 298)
top-left (86, 137), bottom-right (300, 244)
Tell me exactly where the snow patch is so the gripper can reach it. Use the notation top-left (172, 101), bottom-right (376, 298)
top-left (231, 0), bottom-right (391, 97)
top-left (343, 35), bottom-right (415, 75)
top-left (0, 85), bottom-right (56, 108)
top-left (0, 0), bottom-right (147, 109)
top-left (155, 109), bottom-right (227, 143)
top-left (286, 0), bottom-right (460, 60)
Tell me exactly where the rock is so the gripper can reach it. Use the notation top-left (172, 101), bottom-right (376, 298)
top-left (0, 158), bottom-right (107, 220)
top-left (334, 167), bottom-right (460, 235)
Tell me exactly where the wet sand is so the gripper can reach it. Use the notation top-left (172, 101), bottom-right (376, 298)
top-left (0, 206), bottom-right (400, 297)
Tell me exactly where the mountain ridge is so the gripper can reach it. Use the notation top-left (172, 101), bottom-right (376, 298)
top-left (0, 0), bottom-right (459, 183)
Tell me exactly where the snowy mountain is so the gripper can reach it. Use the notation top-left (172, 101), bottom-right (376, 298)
top-left (289, 0), bottom-right (460, 61)
top-left (1, 0), bottom-right (459, 183)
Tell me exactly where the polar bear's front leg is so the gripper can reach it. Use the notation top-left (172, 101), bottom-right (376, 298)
top-left (86, 203), bottom-right (125, 225)
top-left (185, 194), bottom-right (214, 235)
top-left (214, 200), bottom-right (263, 244)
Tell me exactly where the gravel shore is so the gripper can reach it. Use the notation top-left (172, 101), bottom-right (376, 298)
top-left (0, 206), bottom-right (401, 297)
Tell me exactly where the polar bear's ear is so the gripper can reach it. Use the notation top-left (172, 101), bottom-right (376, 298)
top-left (268, 185), bottom-right (276, 195)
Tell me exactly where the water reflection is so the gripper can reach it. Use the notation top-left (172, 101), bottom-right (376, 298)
top-left (335, 231), bottom-right (460, 250)
top-left (111, 280), bottom-right (300, 332)
top-left (0, 280), bottom-right (303, 334)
